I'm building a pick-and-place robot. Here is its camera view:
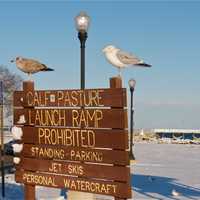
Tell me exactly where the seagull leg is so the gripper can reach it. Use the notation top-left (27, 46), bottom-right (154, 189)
top-left (118, 68), bottom-right (122, 77)
top-left (28, 73), bottom-right (32, 81)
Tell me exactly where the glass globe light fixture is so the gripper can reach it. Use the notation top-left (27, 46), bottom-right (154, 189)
top-left (75, 11), bottom-right (90, 32)
top-left (129, 79), bottom-right (136, 89)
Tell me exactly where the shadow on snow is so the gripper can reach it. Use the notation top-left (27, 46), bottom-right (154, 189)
top-left (132, 174), bottom-right (200, 200)
top-left (0, 182), bottom-right (24, 200)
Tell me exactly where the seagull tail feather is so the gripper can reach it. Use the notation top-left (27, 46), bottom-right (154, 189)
top-left (137, 63), bottom-right (152, 67)
top-left (41, 67), bottom-right (54, 71)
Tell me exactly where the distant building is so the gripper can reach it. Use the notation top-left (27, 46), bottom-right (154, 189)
top-left (154, 129), bottom-right (200, 140)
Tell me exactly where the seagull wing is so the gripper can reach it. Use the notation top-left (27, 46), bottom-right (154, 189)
top-left (30, 59), bottom-right (48, 70)
top-left (116, 50), bottom-right (140, 65)
top-left (23, 58), bottom-right (47, 71)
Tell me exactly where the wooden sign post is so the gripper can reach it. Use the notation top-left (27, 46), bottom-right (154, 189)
top-left (13, 77), bottom-right (132, 200)
top-left (23, 81), bottom-right (35, 200)
top-left (110, 77), bottom-right (130, 200)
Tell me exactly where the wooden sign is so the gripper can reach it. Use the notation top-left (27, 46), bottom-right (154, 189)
top-left (15, 170), bottom-right (132, 198)
top-left (13, 88), bottom-right (127, 108)
top-left (21, 144), bottom-right (129, 165)
top-left (13, 78), bottom-right (132, 200)
top-left (17, 158), bottom-right (130, 182)
top-left (21, 127), bottom-right (128, 150)
top-left (14, 108), bottom-right (127, 129)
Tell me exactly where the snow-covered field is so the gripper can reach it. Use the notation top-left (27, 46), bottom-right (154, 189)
top-left (1, 143), bottom-right (200, 200)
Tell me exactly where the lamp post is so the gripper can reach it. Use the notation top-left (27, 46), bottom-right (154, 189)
top-left (129, 79), bottom-right (136, 161)
top-left (75, 11), bottom-right (90, 90)
top-left (72, 12), bottom-right (94, 200)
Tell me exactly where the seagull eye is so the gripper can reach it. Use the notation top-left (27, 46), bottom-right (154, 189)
top-left (16, 57), bottom-right (22, 61)
top-left (17, 57), bottom-right (23, 61)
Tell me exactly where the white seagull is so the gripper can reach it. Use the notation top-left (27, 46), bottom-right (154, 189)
top-left (11, 56), bottom-right (54, 79)
top-left (102, 45), bottom-right (151, 76)
top-left (172, 189), bottom-right (180, 197)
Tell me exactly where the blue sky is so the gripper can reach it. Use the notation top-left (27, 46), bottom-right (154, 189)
top-left (0, 1), bottom-right (200, 129)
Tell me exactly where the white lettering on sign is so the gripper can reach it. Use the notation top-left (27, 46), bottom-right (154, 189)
top-left (25, 90), bottom-right (104, 107)
top-left (38, 128), bottom-right (96, 148)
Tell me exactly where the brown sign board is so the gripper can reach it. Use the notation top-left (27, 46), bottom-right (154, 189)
top-left (16, 158), bottom-right (130, 182)
top-left (21, 127), bottom-right (128, 150)
top-left (13, 88), bottom-right (127, 108)
top-left (15, 170), bottom-right (131, 198)
top-left (21, 144), bottom-right (129, 165)
top-left (14, 108), bottom-right (127, 129)
top-left (13, 79), bottom-right (131, 199)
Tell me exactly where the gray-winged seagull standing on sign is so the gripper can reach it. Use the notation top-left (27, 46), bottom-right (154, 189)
top-left (11, 57), bottom-right (54, 79)
top-left (102, 45), bottom-right (151, 76)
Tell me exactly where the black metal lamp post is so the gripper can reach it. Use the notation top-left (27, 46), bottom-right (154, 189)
top-left (75, 11), bottom-right (90, 90)
top-left (129, 79), bottom-right (136, 161)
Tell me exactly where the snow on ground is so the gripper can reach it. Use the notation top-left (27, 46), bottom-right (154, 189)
top-left (133, 143), bottom-right (200, 200)
top-left (0, 143), bottom-right (200, 200)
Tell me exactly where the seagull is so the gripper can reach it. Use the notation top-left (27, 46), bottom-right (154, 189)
top-left (172, 189), bottom-right (180, 197)
top-left (11, 56), bottom-right (54, 79)
top-left (102, 45), bottom-right (151, 76)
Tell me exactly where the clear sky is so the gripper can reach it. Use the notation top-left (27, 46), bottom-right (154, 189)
top-left (0, 1), bottom-right (200, 129)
